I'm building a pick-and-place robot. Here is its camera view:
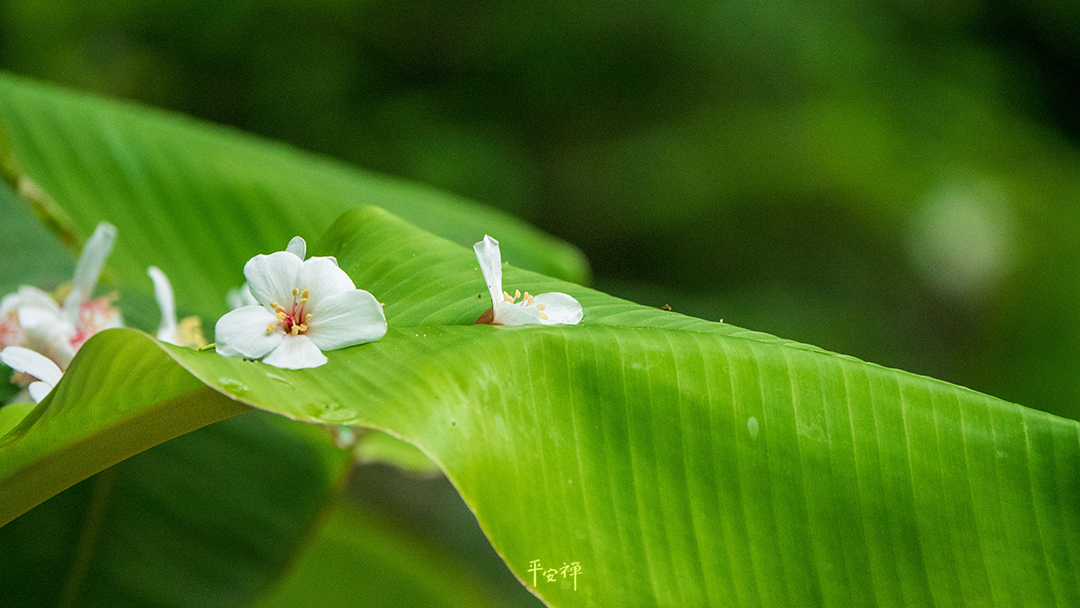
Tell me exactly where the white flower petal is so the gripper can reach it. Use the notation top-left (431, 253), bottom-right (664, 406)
top-left (63, 222), bottom-right (117, 324)
top-left (532, 292), bottom-right (583, 325)
top-left (1, 346), bottom-right (63, 386)
top-left (473, 235), bottom-right (504, 309)
top-left (297, 257), bottom-right (356, 309)
top-left (148, 266), bottom-right (179, 344)
top-left (493, 301), bottom-right (543, 325)
top-left (28, 381), bottom-right (53, 403)
top-left (245, 251), bottom-right (303, 306)
top-left (286, 236), bottom-right (307, 259)
top-left (262, 335), bottom-right (327, 369)
top-left (214, 306), bottom-right (284, 358)
top-left (306, 289), bottom-right (387, 350)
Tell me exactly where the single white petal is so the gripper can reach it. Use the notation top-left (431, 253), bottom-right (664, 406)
top-left (262, 335), bottom-right (327, 369)
top-left (297, 257), bottom-right (356, 310)
top-left (226, 284), bottom-right (259, 310)
top-left (473, 235), bottom-right (504, 309)
top-left (148, 266), bottom-right (179, 344)
top-left (1, 346), bottom-right (63, 386)
top-left (63, 222), bottom-right (117, 324)
top-left (245, 251), bottom-right (303, 307)
top-left (286, 236), bottom-right (307, 259)
top-left (493, 301), bottom-right (543, 325)
top-left (214, 306), bottom-right (284, 358)
top-left (28, 381), bottom-right (53, 403)
top-left (532, 292), bottom-right (583, 325)
top-left (306, 290), bottom-right (387, 350)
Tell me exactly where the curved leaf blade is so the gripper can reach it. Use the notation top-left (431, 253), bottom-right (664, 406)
top-left (161, 207), bottom-right (1077, 607)
top-left (4, 207), bottom-right (1079, 606)
top-left (0, 329), bottom-right (246, 526)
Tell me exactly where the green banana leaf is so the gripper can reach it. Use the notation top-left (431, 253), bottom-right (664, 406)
top-left (0, 410), bottom-right (352, 608)
top-left (5, 204), bottom-right (1078, 607)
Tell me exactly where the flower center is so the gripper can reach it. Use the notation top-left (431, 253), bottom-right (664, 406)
top-left (266, 288), bottom-right (313, 336)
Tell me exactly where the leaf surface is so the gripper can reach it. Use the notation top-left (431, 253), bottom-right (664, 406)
top-left (7, 206), bottom-right (1076, 607)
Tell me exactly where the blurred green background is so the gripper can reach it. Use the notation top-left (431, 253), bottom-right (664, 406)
top-left (3, 0), bottom-right (1080, 604)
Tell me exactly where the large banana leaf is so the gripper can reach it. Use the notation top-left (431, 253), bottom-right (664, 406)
top-left (4, 204), bottom-right (1078, 607)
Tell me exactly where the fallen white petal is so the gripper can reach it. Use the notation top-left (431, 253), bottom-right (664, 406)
top-left (306, 289), bottom-right (387, 350)
top-left (245, 251), bottom-right (303, 307)
top-left (262, 335), bottom-right (327, 369)
top-left (531, 292), bottom-right (583, 325)
top-left (214, 306), bottom-right (284, 358)
top-left (1, 346), bottom-right (63, 387)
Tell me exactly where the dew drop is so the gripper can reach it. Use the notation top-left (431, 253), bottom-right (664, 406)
top-left (748, 416), bottom-right (759, 440)
top-left (219, 378), bottom-right (248, 396)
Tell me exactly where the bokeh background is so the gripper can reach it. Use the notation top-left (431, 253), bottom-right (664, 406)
top-left (3, 1), bottom-right (1080, 605)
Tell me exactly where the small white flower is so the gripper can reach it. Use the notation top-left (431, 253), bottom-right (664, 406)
top-left (0, 222), bottom-right (121, 369)
top-left (473, 235), bottom-right (583, 326)
top-left (1, 346), bottom-right (63, 403)
top-left (148, 266), bottom-right (206, 348)
top-left (214, 236), bottom-right (387, 369)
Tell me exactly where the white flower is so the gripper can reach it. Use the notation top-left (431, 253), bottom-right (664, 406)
top-left (148, 266), bottom-right (179, 344)
top-left (1, 346), bottom-right (63, 403)
top-left (148, 266), bottom-right (206, 348)
top-left (214, 236), bottom-right (387, 369)
top-left (473, 235), bottom-right (583, 326)
top-left (0, 222), bottom-right (121, 369)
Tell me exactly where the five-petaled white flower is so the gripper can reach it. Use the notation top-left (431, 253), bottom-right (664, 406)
top-left (473, 235), bottom-right (582, 326)
top-left (214, 236), bottom-right (387, 369)
top-left (0, 222), bottom-right (122, 370)
top-left (1, 346), bottom-right (63, 403)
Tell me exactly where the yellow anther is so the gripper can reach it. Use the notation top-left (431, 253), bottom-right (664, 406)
top-left (266, 323), bottom-right (276, 334)
top-left (276, 311), bottom-right (287, 322)
top-left (292, 288), bottom-right (299, 297)
top-left (301, 289), bottom-right (310, 299)
top-left (537, 304), bottom-right (546, 311)
top-left (298, 324), bottom-right (308, 332)
top-left (514, 289), bottom-right (521, 301)
top-left (503, 291), bottom-right (515, 303)
top-left (524, 292), bottom-right (534, 306)
top-left (305, 313), bottom-right (312, 323)
top-left (540, 313), bottom-right (549, 321)
top-left (291, 325), bottom-right (301, 336)
top-left (269, 301), bottom-right (279, 309)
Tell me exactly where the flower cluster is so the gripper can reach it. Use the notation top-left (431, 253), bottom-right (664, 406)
top-left (1, 222), bottom-right (122, 402)
top-left (4, 226), bottom-right (584, 402)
